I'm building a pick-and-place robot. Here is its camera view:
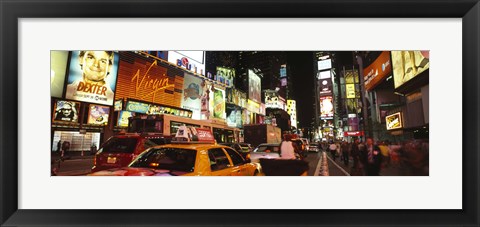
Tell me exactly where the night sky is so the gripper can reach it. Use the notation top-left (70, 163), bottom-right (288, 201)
top-left (287, 52), bottom-right (315, 129)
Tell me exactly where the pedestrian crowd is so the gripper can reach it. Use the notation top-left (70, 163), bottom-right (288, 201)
top-left (319, 138), bottom-right (429, 176)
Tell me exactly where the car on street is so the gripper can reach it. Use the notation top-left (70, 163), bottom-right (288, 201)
top-left (250, 143), bottom-right (282, 162)
top-left (91, 132), bottom-right (172, 172)
top-left (307, 143), bottom-right (320, 152)
top-left (89, 126), bottom-right (258, 176)
top-left (219, 142), bottom-right (253, 161)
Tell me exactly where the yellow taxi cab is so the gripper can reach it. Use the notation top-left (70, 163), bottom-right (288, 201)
top-left (89, 126), bottom-right (258, 176)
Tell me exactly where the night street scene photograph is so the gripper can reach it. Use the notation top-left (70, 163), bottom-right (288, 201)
top-left (50, 50), bottom-right (429, 177)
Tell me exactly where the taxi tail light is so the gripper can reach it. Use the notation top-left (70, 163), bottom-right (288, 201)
top-left (93, 155), bottom-right (97, 166)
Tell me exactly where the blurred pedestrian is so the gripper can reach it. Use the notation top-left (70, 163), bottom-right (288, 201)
top-left (280, 134), bottom-right (296, 160)
top-left (341, 141), bottom-right (350, 166)
top-left (329, 142), bottom-right (337, 161)
top-left (62, 140), bottom-right (71, 158)
top-left (378, 141), bottom-right (390, 168)
top-left (403, 140), bottom-right (429, 176)
top-left (363, 138), bottom-right (383, 176)
top-left (350, 139), bottom-right (364, 176)
top-left (56, 140), bottom-right (62, 154)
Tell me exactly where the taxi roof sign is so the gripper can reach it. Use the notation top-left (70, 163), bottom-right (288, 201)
top-left (173, 126), bottom-right (216, 143)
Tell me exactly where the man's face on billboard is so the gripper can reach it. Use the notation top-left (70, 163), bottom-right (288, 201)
top-left (81, 51), bottom-right (111, 82)
top-left (62, 104), bottom-right (73, 116)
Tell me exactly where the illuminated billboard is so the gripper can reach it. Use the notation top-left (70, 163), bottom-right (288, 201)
top-left (317, 70), bottom-right (331, 79)
top-left (117, 111), bottom-right (135, 127)
top-left (51, 51), bottom-right (69, 98)
top-left (65, 51), bottom-right (119, 106)
top-left (248, 69), bottom-right (261, 103)
top-left (52, 100), bottom-right (80, 123)
top-left (209, 88), bottom-right (225, 119)
top-left (280, 65), bottom-right (287, 78)
top-left (386, 112), bottom-right (403, 130)
top-left (320, 96), bottom-right (334, 119)
top-left (182, 73), bottom-right (203, 119)
top-left (391, 51), bottom-right (430, 89)
top-left (216, 67), bottom-right (235, 87)
top-left (167, 51), bottom-right (205, 76)
top-left (363, 51), bottom-right (392, 91)
top-left (319, 78), bottom-right (332, 95)
top-left (87, 104), bottom-right (110, 125)
top-left (265, 91), bottom-right (286, 109)
top-left (346, 84), bottom-right (356, 98)
top-left (226, 104), bottom-right (242, 128)
top-left (287, 100), bottom-right (297, 129)
top-left (317, 59), bottom-right (332, 71)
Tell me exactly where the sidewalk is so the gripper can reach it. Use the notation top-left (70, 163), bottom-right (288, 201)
top-left (51, 152), bottom-right (95, 176)
top-left (323, 150), bottom-right (406, 176)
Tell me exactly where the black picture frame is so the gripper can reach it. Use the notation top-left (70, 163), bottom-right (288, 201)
top-left (1, 0), bottom-right (478, 226)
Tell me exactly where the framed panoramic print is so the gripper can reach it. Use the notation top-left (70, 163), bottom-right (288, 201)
top-left (1, 0), bottom-right (479, 226)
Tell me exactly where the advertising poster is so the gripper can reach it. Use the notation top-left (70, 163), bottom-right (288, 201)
top-left (87, 104), bottom-right (110, 125)
top-left (65, 51), bottom-right (119, 106)
top-left (226, 104), bottom-right (242, 128)
top-left (50, 51), bottom-right (69, 98)
top-left (346, 84), bottom-right (356, 98)
top-left (248, 69), bottom-right (261, 103)
top-left (114, 99), bottom-right (123, 111)
top-left (216, 67), bottom-right (235, 87)
top-left (52, 100), bottom-right (80, 123)
top-left (181, 73), bottom-right (203, 119)
top-left (391, 51), bottom-right (430, 89)
top-left (117, 111), bottom-right (135, 127)
top-left (320, 96), bottom-right (334, 119)
top-left (363, 51), bottom-right (392, 91)
top-left (317, 59), bottom-right (332, 71)
top-left (319, 78), bottom-right (332, 95)
top-left (386, 112), bottom-right (403, 130)
top-left (125, 100), bottom-right (150, 114)
top-left (211, 88), bottom-right (226, 119)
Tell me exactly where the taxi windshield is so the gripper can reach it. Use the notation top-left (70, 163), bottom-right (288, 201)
top-left (129, 148), bottom-right (197, 172)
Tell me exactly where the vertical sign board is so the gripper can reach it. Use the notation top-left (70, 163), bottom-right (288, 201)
top-left (181, 73), bottom-right (203, 120)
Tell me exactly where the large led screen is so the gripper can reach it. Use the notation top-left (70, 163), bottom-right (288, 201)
top-left (391, 51), bottom-right (430, 89)
top-left (248, 69), bottom-right (261, 103)
top-left (65, 51), bottom-right (119, 106)
top-left (52, 100), bottom-right (80, 123)
top-left (320, 96), bottom-right (334, 119)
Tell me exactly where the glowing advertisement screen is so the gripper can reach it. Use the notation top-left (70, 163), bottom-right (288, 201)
top-left (386, 112), bottom-right (403, 130)
top-left (181, 73), bottom-right (203, 120)
top-left (391, 51), bottom-right (430, 89)
top-left (226, 104), bottom-right (243, 128)
top-left (65, 51), bottom-right (119, 106)
top-left (117, 111), bottom-right (135, 127)
top-left (52, 100), bottom-right (80, 123)
top-left (248, 69), bottom-right (261, 103)
top-left (210, 88), bottom-right (225, 119)
top-left (87, 104), bottom-right (110, 125)
top-left (320, 96), bottom-right (334, 119)
top-left (216, 67), bottom-right (235, 87)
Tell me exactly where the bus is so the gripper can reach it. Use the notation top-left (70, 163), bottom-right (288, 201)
top-left (127, 114), bottom-right (241, 143)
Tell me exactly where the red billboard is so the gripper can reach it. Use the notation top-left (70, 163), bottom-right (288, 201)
top-left (363, 51), bottom-right (392, 91)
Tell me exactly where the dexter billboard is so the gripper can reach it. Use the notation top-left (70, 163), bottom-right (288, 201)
top-left (363, 51), bottom-right (392, 91)
top-left (65, 51), bottom-right (119, 106)
top-left (391, 51), bottom-right (430, 89)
